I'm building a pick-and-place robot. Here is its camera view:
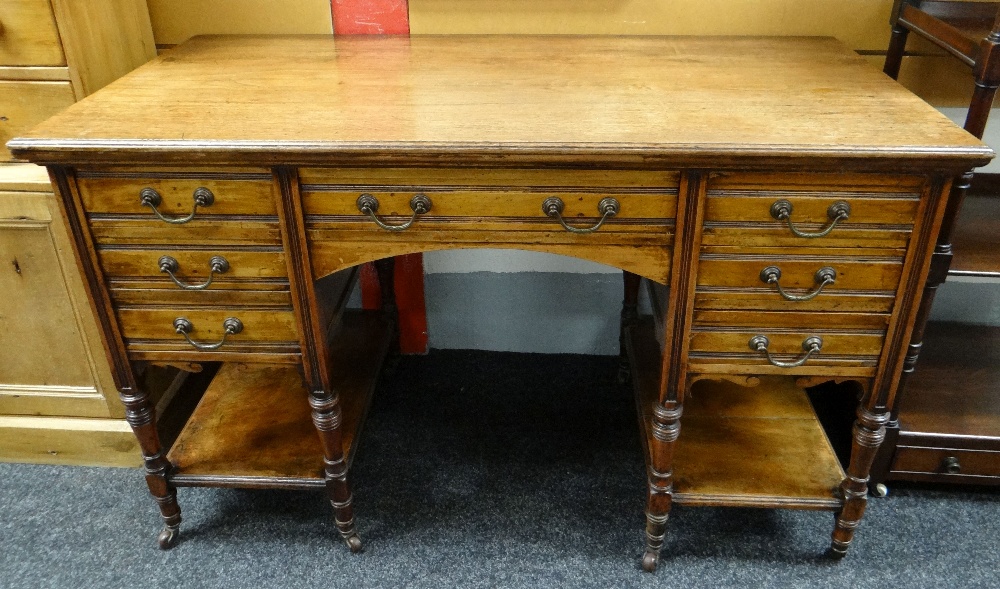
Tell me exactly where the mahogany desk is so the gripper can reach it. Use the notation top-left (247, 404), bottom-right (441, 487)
top-left (8, 35), bottom-right (991, 572)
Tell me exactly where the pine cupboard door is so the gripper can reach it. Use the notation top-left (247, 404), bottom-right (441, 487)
top-left (0, 189), bottom-right (120, 419)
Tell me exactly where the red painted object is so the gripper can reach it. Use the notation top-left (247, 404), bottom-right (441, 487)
top-left (332, 0), bottom-right (427, 353)
top-left (332, 0), bottom-right (409, 35)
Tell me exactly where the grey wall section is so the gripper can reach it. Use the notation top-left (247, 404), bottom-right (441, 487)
top-left (424, 271), bottom-right (640, 355)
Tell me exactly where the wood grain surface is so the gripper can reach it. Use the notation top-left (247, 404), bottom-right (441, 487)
top-left (8, 36), bottom-right (991, 168)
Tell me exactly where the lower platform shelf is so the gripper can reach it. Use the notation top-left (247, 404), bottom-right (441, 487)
top-left (165, 309), bottom-right (391, 489)
top-left (626, 317), bottom-right (846, 510)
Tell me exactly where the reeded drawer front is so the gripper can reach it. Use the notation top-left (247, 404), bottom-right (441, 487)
top-left (117, 307), bottom-right (299, 346)
top-left (87, 218), bottom-right (281, 246)
top-left (76, 171), bottom-right (275, 217)
top-left (300, 167), bottom-right (678, 233)
top-left (696, 252), bottom-right (904, 311)
top-left (98, 248), bottom-right (287, 282)
top-left (703, 172), bottom-right (924, 249)
top-left (688, 328), bottom-right (884, 368)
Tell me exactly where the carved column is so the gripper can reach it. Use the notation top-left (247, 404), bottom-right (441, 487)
top-left (50, 167), bottom-right (182, 548)
top-left (273, 167), bottom-right (362, 552)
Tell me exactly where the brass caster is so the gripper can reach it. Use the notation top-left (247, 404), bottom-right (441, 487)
top-left (157, 526), bottom-right (180, 550)
top-left (872, 483), bottom-right (889, 498)
top-left (344, 533), bottom-right (364, 553)
top-left (641, 550), bottom-right (659, 572)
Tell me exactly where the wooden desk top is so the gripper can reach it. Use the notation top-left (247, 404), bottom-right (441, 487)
top-left (8, 35), bottom-right (991, 169)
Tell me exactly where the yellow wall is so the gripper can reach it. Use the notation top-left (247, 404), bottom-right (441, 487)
top-left (145, 0), bottom-right (975, 107)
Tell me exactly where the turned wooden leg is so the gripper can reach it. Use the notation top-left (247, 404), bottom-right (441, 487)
top-left (831, 405), bottom-right (888, 558)
top-left (882, 25), bottom-right (909, 80)
top-left (618, 271), bottom-right (641, 385)
top-left (120, 387), bottom-right (181, 549)
top-left (643, 400), bottom-right (682, 572)
top-left (310, 389), bottom-right (362, 552)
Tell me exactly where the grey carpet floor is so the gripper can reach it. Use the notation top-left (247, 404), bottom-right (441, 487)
top-left (1, 350), bottom-right (998, 588)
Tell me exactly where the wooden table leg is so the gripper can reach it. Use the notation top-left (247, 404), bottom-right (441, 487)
top-left (643, 399), bottom-right (682, 572)
top-left (831, 403), bottom-right (888, 557)
top-left (121, 383), bottom-right (182, 549)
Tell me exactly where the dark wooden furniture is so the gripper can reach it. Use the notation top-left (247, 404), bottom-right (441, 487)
top-left (8, 35), bottom-right (990, 572)
top-left (872, 1), bottom-right (1000, 488)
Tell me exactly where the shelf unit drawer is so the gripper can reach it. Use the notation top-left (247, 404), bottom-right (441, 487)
top-left (892, 446), bottom-right (1000, 481)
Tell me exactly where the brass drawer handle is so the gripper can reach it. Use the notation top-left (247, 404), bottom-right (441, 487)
top-left (749, 335), bottom-right (823, 368)
top-left (770, 199), bottom-right (850, 238)
top-left (158, 255), bottom-right (229, 290)
top-left (356, 193), bottom-right (431, 231)
top-left (543, 197), bottom-right (619, 233)
top-left (139, 187), bottom-right (214, 224)
top-left (759, 266), bottom-right (837, 301)
top-left (173, 317), bottom-right (243, 350)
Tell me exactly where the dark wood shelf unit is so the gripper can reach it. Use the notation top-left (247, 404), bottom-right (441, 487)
top-left (626, 317), bottom-right (846, 510)
top-left (886, 321), bottom-right (1000, 483)
top-left (166, 310), bottom-right (391, 490)
top-left (949, 192), bottom-right (1000, 277)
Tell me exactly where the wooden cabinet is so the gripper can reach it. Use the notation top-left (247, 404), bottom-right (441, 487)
top-left (0, 0), bottom-right (157, 465)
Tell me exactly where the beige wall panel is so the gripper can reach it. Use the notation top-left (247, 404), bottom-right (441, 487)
top-left (147, 0), bottom-right (334, 45)
top-left (409, 0), bottom-right (897, 50)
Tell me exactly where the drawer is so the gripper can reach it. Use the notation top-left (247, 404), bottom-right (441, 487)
top-left (300, 167), bottom-right (678, 234)
top-left (892, 446), bottom-right (1000, 480)
top-left (1, 80), bottom-right (76, 161)
top-left (98, 247), bottom-right (287, 283)
top-left (703, 172), bottom-right (924, 249)
top-left (0, 0), bottom-right (65, 66)
top-left (696, 251), bottom-right (903, 312)
top-left (688, 326), bottom-right (885, 371)
top-left (76, 171), bottom-right (276, 217)
top-left (117, 307), bottom-right (299, 348)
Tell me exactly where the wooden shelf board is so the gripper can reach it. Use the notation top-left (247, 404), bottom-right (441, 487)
top-left (166, 310), bottom-right (391, 490)
top-left (627, 318), bottom-right (845, 510)
top-left (897, 321), bottom-right (1000, 442)
top-left (949, 194), bottom-right (1000, 278)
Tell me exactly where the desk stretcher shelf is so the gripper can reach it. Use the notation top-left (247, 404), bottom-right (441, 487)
top-left (166, 310), bottom-right (391, 490)
top-left (626, 317), bottom-right (846, 510)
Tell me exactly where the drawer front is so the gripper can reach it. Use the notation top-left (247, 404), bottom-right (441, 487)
top-left (300, 167), bottom-right (678, 236)
top-left (117, 307), bottom-right (299, 347)
top-left (1, 80), bottom-right (76, 161)
top-left (0, 1), bottom-right (65, 66)
top-left (696, 253), bottom-right (904, 311)
top-left (98, 248), bottom-right (287, 282)
top-left (689, 327), bottom-right (884, 369)
top-left (76, 172), bottom-right (276, 217)
top-left (892, 446), bottom-right (1000, 480)
top-left (703, 172), bottom-right (924, 249)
